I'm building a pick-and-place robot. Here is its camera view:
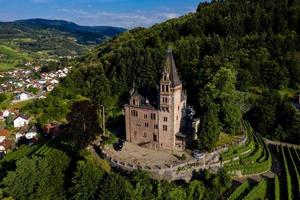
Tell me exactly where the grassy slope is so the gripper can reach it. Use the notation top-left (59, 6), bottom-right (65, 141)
top-left (0, 43), bottom-right (31, 71)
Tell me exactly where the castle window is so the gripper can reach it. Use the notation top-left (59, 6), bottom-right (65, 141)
top-left (166, 85), bottom-right (169, 92)
top-left (164, 75), bottom-right (167, 81)
top-left (144, 114), bottom-right (147, 119)
top-left (131, 110), bottom-right (138, 117)
top-left (162, 97), bottom-right (168, 103)
top-left (162, 85), bottom-right (165, 92)
top-left (151, 113), bottom-right (156, 120)
top-left (132, 99), bottom-right (136, 105)
top-left (153, 133), bottom-right (157, 142)
top-left (164, 117), bottom-right (168, 122)
top-left (144, 132), bottom-right (147, 138)
top-left (154, 124), bottom-right (158, 129)
top-left (163, 125), bottom-right (168, 131)
top-left (145, 122), bottom-right (149, 128)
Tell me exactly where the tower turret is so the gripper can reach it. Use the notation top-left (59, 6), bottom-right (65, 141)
top-left (159, 49), bottom-right (182, 111)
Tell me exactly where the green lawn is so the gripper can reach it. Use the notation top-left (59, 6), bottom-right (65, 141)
top-left (10, 99), bottom-right (34, 110)
top-left (0, 93), bottom-right (13, 109)
top-left (0, 44), bottom-right (32, 71)
top-left (214, 132), bottom-right (242, 147)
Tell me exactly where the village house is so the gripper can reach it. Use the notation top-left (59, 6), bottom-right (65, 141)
top-left (0, 129), bottom-right (10, 154)
top-left (25, 126), bottom-right (38, 139)
top-left (13, 115), bottom-right (30, 128)
top-left (0, 129), bottom-right (9, 143)
top-left (125, 50), bottom-right (192, 150)
top-left (43, 123), bottom-right (64, 138)
top-left (38, 79), bottom-right (47, 85)
top-left (0, 140), bottom-right (10, 155)
top-left (16, 92), bottom-right (30, 101)
top-left (3, 110), bottom-right (10, 118)
top-left (0, 110), bottom-right (10, 120)
top-left (46, 85), bottom-right (55, 92)
top-left (16, 126), bottom-right (38, 143)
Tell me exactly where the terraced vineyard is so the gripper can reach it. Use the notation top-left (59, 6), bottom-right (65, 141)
top-left (221, 121), bottom-right (272, 177)
top-left (271, 145), bottom-right (300, 200)
top-left (226, 141), bottom-right (300, 200)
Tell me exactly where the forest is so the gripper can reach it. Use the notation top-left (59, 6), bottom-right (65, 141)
top-left (23, 0), bottom-right (300, 146)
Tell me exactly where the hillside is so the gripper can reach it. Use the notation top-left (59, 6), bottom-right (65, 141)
top-left (1, 0), bottom-right (300, 200)
top-left (0, 19), bottom-right (126, 70)
top-left (50, 0), bottom-right (300, 144)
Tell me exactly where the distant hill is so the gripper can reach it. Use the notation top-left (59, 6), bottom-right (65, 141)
top-left (0, 19), bottom-right (126, 70)
top-left (13, 19), bottom-right (127, 44)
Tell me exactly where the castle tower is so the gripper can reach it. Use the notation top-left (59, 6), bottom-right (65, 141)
top-left (158, 49), bottom-right (186, 149)
top-left (124, 48), bottom-right (187, 150)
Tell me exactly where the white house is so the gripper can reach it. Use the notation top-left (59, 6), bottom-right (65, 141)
top-left (15, 133), bottom-right (24, 142)
top-left (50, 79), bottom-right (59, 84)
top-left (13, 116), bottom-right (30, 128)
top-left (46, 85), bottom-right (54, 92)
top-left (38, 79), bottom-right (47, 85)
top-left (0, 140), bottom-right (10, 154)
top-left (25, 127), bottom-right (37, 139)
top-left (17, 93), bottom-right (30, 101)
top-left (0, 145), bottom-right (5, 152)
top-left (3, 110), bottom-right (10, 118)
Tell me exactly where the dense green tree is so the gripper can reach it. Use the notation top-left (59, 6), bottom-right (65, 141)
top-left (186, 180), bottom-right (205, 200)
top-left (98, 173), bottom-right (133, 200)
top-left (1, 149), bottom-right (70, 200)
top-left (247, 91), bottom-right (300, 144)
top-left (66, 101), bottom-right (101, 149)
top-left (197, 103), bottom-right (221, 151)
top-left (69, 154), bottom-right (104, 200)
top-left (198, 67), bottom-right (243, 150)
top-left (131, 170), bottom-right (155, 200)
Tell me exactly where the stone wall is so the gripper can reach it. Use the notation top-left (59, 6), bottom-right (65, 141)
top-left (100, 131), bottom-right (248, 181)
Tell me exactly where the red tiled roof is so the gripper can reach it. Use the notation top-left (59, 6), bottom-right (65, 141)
top-left (0, 139), bottom-right (11, 149)
top-left (0, 129), bottom-right (9, 137)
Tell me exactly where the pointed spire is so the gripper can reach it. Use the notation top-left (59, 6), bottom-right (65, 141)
top-left (164, 48), bottom-right (182, 87)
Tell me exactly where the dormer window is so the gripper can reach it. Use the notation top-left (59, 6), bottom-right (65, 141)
top-left (133, 99), bottom-right (136, 105)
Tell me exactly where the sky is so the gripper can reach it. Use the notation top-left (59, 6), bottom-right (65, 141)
top-left (0, 0), bottom-right (204, 28)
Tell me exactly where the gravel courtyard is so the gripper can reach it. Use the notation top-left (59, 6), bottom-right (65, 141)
top-left (105, 142), bottom-right (192, 167)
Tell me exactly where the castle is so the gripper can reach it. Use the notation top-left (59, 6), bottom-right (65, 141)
top-left (125, 50), bottom-right (189, 150)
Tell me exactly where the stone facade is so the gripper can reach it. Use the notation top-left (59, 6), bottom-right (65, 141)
top-left (125, 50), bottom-right (187, 150)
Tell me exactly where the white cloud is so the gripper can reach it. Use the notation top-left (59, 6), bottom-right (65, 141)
top-left (58, 10), bottom-right (183, 28)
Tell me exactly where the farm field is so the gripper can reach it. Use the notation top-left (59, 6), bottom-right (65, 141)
top-left (0, 44), bottom-right (31, 71)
